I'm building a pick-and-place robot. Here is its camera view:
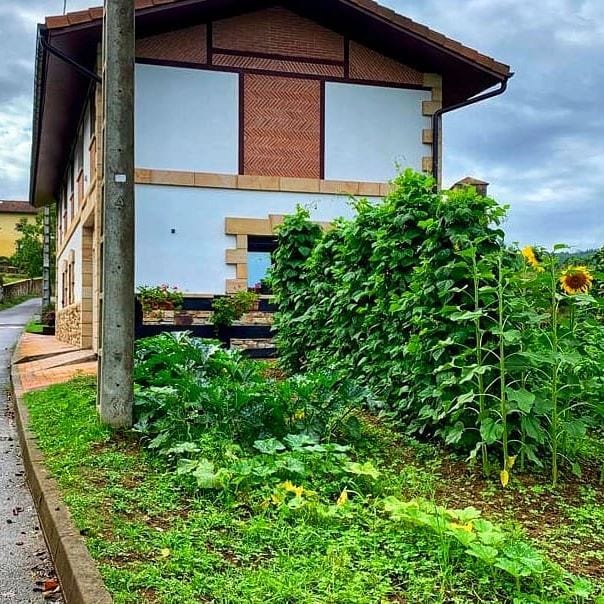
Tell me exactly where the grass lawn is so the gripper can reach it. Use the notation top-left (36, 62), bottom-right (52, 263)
top-left (25, 320), bottom-right (44, 333)
top-left (25, 376), bottom-right (603, 604)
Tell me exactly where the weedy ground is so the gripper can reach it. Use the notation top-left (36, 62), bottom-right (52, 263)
top-left (24, 320), bottom-right (44, 333)
top-left (0, 294), bottom-right (35, 311)
top-left (25, 376), bottom-right (603, 604)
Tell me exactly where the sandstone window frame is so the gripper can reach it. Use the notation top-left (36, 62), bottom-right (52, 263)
top-left (61, 250), bottom-right (76, 307)
top-left (224, 214), bottom-right (331, 294)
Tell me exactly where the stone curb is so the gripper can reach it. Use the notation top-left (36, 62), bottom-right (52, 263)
top-left (10, 346), bottom-right (112, 604)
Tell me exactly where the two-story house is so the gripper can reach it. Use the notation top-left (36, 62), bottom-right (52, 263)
top-left (29, 0), bottom-right (511, 350)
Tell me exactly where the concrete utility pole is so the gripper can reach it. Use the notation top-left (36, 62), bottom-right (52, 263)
top-left (42, 205), bottom-right (51, 308)
top-left (98, 0), bottom-right (135, 427)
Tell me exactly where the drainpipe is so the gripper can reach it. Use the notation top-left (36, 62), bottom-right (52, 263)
top-left (42, 205), bottom-right (51, 309)
top-left (432, 76), bottom-right (512, 188)
top-left (38, 35), bottom-right (102, 84)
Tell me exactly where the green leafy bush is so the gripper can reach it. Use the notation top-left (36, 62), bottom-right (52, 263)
top-left (133, 332), bottom-right (368, 453)
top-left (271, 170), bottom-right (604, 484)
top-left (211, 290), bottom-right (259, 329)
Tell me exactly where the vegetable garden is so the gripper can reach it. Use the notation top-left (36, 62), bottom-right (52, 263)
top-left (25, 170), bottom-right (604, 602)
top-left (272, 170), bottom-right (604, 489)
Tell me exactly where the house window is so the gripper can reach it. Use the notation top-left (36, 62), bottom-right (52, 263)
top-left (61, 252), bottom-right (76, 307)
top-left (247, 236), bottom-right (277, 292)
top-left (69, 163), bottom-right (75, 221)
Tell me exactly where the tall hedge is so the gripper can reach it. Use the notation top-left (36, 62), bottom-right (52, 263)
top-left (271, 170), bottom-right (506, 431)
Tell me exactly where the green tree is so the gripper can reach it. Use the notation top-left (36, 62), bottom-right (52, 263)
top-left (11, 214), bottom-right (43, 278)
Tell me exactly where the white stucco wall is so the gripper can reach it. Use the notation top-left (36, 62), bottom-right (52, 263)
top-left (135, 184), bottom-right (373, 293)
top-left (57, 223), bottom-right (82, 308)
top-left (83, 103), bottom-right (92, 192)
top-left (135, 64), bottom-right (239, 174)
top-left (324, 82), bottom-right (431, 182)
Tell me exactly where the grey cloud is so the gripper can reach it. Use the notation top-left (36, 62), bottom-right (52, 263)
top-left (388, 0), bottom-right (604, 249)
top-left (0, 0), bottom-right (93, 199)
top-left (0, 0), bottom-right (603, 251)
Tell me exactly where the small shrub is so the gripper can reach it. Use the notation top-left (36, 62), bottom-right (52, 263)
top-left (211, 290), bottom-right (259, 329)
top-left (41, 303), bottom-right (55, 327)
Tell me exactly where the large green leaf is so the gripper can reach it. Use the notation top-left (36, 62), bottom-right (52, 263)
top-left (480, 418), bottom-right (503, 445)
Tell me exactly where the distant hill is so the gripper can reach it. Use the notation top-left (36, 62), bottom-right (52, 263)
top-left (555, 249), bottom-right (599, 263)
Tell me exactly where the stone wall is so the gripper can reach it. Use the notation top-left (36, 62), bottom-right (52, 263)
top-left (142, 299), bottom-right (275, 353)
top-left (230, 338), bottom-right (274, 351)
top-left (0, 278), bottom-right (42, 302)
top-left (142, 309), bottom-right (273, 327)
top-left (56, 303), bottom-right (82, 348)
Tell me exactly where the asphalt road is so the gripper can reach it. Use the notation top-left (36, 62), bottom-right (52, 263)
top-left (0, 298), bottom-right (59, 603)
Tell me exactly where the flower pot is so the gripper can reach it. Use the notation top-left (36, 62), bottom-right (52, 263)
top-left (174, 312), bottom-right (193, 326)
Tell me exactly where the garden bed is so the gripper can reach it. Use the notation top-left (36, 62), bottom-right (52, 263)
top-left (23, 171), bottom-right (604, 603)
top-left (24, 366), bottom-right (602, 603)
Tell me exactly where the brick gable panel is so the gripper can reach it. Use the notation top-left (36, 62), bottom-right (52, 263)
top-left (213, 7), bottom-right (344, 62)
top-left (349, 41), bottom-right (423, 85)
top-left (243, 74), bottom-right (322, 179)
top-left (136, 25), bottom-right (207, 64)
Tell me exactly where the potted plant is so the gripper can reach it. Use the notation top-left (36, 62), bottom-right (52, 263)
top-left (211, 291), bottom-right (259, 344)
top-left (137, 284), bottom-right (184, 312)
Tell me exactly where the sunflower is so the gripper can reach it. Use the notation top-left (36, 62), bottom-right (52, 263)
top-left (521, 246), bottom-right (543, 271)
top-left (559, 266), bottom-right (593, 295)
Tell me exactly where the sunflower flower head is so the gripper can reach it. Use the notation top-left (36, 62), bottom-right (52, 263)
top-left (521, 246), bottom-right (543, 271)
top-left (559, 266), bottom-right (593, 295)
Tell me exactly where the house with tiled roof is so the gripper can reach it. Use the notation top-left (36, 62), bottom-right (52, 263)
top-left (29, 0), bottom-right (511, 349)
top-left (0, 201), bottom-right (38, 258)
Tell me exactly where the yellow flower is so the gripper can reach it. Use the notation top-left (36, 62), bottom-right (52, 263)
top-left (292, 409), bottom-right (305, 421)
top-left (336, 490), bottom-right (349, 506)
top-left (281, 481), bottom-right (305, 498)
top-left (559, 266), bottom-right (593, 295)
top-left (500, 469), bottom-right (510, 488)
top-left (506, 456), bottom-right (517, 470)
top-left (449, 521), bottom-right (474, 533)
top-left (521, 246), bottom-right (543, 271)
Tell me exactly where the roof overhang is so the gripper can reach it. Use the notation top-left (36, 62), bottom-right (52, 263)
top-left (30, 0), bottom-right (511, 206)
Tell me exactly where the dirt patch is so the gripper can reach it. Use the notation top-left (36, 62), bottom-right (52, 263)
top-left (434, 455), bottom-right (604, 578)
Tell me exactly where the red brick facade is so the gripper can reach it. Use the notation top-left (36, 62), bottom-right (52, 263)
top-left (136, 25), bottom-right (208, 64)
top-left (243, 74), bottom-right (322, 179)
top-left (349, 42), bottom-right (424, 86)
top-left (213, 7), bottom-right (344, 62)
top-left (213, 54), bottom-right (344, 78)
top-left (133, 7), bottom-right (435, 180)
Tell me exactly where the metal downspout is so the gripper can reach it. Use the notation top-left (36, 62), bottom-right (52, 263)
top-left (38, 35), bottom-right (102, 84)
top-left (432, 76), bottom-right (512, 187)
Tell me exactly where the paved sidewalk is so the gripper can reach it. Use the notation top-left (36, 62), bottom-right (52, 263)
top-left (0, 298), bottom-right (59, 603)
top-left (14, 334), bottom-right (97, 394)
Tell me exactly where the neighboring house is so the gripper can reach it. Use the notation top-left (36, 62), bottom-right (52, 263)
top-left (452, 177), bottom-right (490, 197)
top-left (0, 201), bottom-right (38, 259)
top-left (29, 0), bottom-right (511, 350)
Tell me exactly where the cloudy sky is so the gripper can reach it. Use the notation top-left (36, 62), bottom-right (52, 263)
top-left (0, 0), bottom-right (603, 249)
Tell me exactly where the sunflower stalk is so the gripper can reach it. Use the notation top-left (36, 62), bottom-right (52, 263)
top-left (548, 255), bottom-right (560, 487)
top-left (470, 248), bottom-right (490, 477)
top-left (496, 253), bottom-right (510, 487)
